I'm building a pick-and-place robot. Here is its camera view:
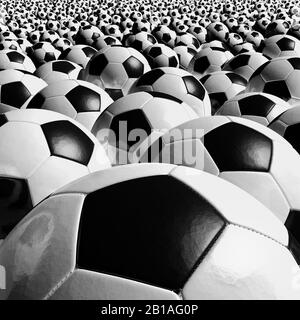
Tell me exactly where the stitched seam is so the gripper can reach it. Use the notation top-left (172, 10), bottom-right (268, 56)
top-left (43, 270), bottom-right (74, 300)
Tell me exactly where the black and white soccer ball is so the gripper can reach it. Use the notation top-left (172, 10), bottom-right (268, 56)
top-left (28, 42), bottom-right (60, 67)
top-left (0, 38), bottom-right (22, 52)
top-left (34, 60), bottom-right (82, 84)
top-left (245, 31), bottom-right (265, 49)
top-left (0, 109), bottom-right (111, 239)
top-left (226, 33), bottom-right (243, 48)
top-left (139, 115), bottom-right (300, 240)
top-left (188, 47), bottom-right (233, 78)
top-left (25, 79), bottom-right (113, 131)
top-left (174, 45), bottom-right (197, 70)
top-left (81, 45), bottom-right (151, 100)
top-left (216, 92), bottom-right (291, 126)
top-left (59, 44), bottom-right (97, 68)
top-left (129, 67), bottom-right (211, 116)
top-left (144, 43), bottom-right (179, 68)
top-left (200, 71), bottom-right (247, 114)
top-left (40, 30), bottom-right (60, 44)
top-left (91, 91), bottom-right (198, 164)
top-left (0, 49), bottom-right (36, 73)
top-left (188, 25), bottom-right (207, 44)
top-left (52, 37), bottom-right (73, 52)
top-left (0, 69), bottom-right (47, 112)
top-left (260, 34), bottom-right (300, 59)
top-left (175, 32), bottom-right (200, 51)
top-left (265, 19), bottom-right (290, 38)
top-left (206, 22), bottom-right (229, 42)
top-left (246, 56), bottom-right (300, 105)
top-left (152, 25), bottom-right (176, 48)
top-left (123, 31), bottom-right (157, 52)
top-left (76, 25), bottom-right (103, 46)
top-left (222, 52), bottom-right (269, 81)
top-left (1, 163), bottom-right (298, 299)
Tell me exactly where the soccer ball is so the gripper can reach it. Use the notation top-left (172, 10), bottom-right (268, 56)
top-left (28, 42), bottom-right (60, 67)
top-left (173, 45), bottom-right (197, 70)
top-left (25, 79), bottom-right (113, 131)
top-left (226, 33), bottom-right (243, 48)
top-left (0, 49), bottom-right (36, 73)
top-left (206, 22), bottom-right (229, 42)
top-left (0, 39), bottom-right (22, 52)
top-left (265, 19), bottom-right (290, 38)
top-left (129, 67), bottom-right (211, 116)
top-left (152, 25), bottom-right (176, 48)
top-left (139, 116), bottom-right (300, 240)
top-left (0, 69), bottom-right (47, 112)
top-left (1, 162), bottom-right (298, 299)
top-left (123, 31), bottom-right (157, 52)
top-left (144, 43), bottom-right (179, 68)
top-left (188, 25), bottom-right (207, 44)
top-left (59, 44), bottom-right (97, 68)
top-left (34, 60), bottom-right (82, 84)
top-left (188, 47), bottom-right (233, 78)
top-left (216, 92), bottom-right (291, 126)
top-left (0, 109), bottom-right (110, 239)
top-left (245, 31), bottom-right (265, 49)
top-left (175, 32), bottom-right (200, 51)
top-left (91, 91), bottom-right (198, 164)
top-left (200, 71), bottom-right (247, 114)
top-left (222, 52), bottom-right (269, 81)
top-left (75, 25), bottom-right (103, 45)
top-left (260, 35), bottom-right (300, 59)
top-left (52, 38), bottom-right (73, 52)
top-left (246, 56), bottom-right (300, 105)
top-left (80, 45), bottom-right (151, 100)
top-left (269, 106), bottom-right (300, 156)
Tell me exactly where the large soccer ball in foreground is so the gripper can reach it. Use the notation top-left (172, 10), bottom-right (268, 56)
top-left (0, 163), bottom-right (299, 299)
top-left (139, 116), bottom-right (300, 242)
top-left (0, 109), bottom-right (111, 239)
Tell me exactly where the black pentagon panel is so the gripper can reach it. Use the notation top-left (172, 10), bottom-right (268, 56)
top-left (147, 91), bottom-right (182, 104)
top-left (203, 122), bottom-right (273, 172)
top-left (34, 42), bottom-right (44, 49)
top-left (77, 175), bottom-right (226, 291)
top-left (192, 38), bottom-right (200, 49)
top-left (209, 92), bottom-right (228, 114)
top-left (88, 53), bottom-right (108, 76)
top-left (188, 47), bottom-right (197, 55)
top-left (148, 46), bottom-right (162, 58)
top-left (193, 56), bottom-right (210, 74)
top-left (283, 123), bottom-right (300, 154)
top-left (135, 68), bottom-right (164, 86)
top-left (105, 88), bottom-right (123, 100)
top-left (26, 92), bottom-right (46, 109)
top-left (1, 82), bottom-right (31, 108)
top-left (162, 33), bottom-right (171, 43)
top-left (105, 36), bottom-right (117, 45)
top-left (288, 57), bottom-right (300, 70)
top-left (52, 60), bottom-right (76, 73)
top-left (123, 56), bottom-right (144, 78)
top-left (44, 52), bottom-right (56, 62)
top-left (264, 81), bottom-right (291, 101)
top-left (0, 114), bottom-right (8, 127)
top-left (7, 51), bottom-right (25, 64)
top-left (239, 95), bottom-right (276, 116)
top-left (41, 120), bottom-right (94, 165)
top-left (277, 38), bottom-right (295, 51)
top-left (66, 86), bottom-right (101, 112)
top-left (215, 24), bottom-right (223, 32)
top-left (110, 109), bottom-right (151, 151)
top-left (0, 177), bottom-right (33, 239)
top-left (228, 54), bottom-right (250, 70)
top-left (183, 75), bottom-right (206, 101)
top-left (169, 56), bottom-right (178, 67)
top-left (286, 210), bottom-right (300, 247)
top-left (287, 226), bottom-right (300, 265)
top-left (82, 46), bottom-right (97, 57)
top-left (226, 72), bottom-right (247, 86)
top-left (132, 40), bottom-right (143, 51)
